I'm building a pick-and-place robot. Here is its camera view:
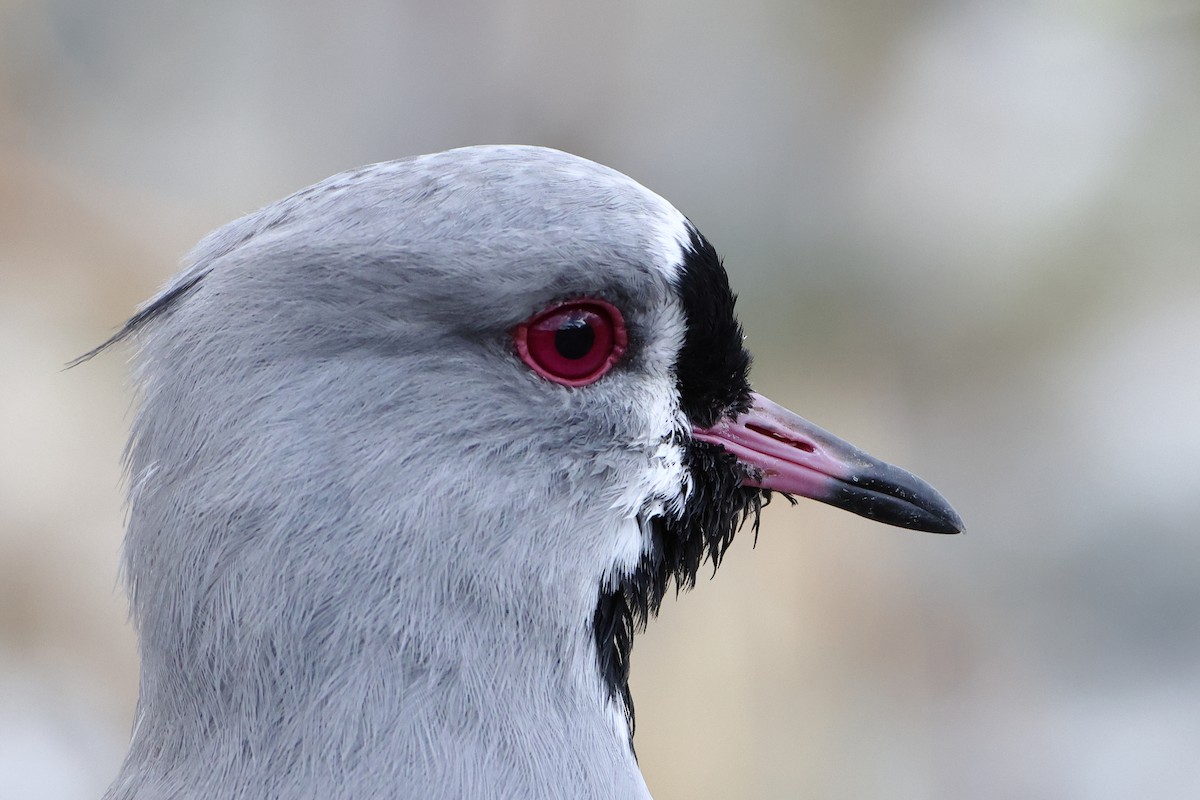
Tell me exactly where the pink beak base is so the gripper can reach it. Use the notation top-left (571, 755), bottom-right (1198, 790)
top-left (692, 393), bottom-right (963, 534)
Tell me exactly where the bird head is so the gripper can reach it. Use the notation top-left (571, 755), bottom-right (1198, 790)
top-left (89, 146), bottom-right (961, 775)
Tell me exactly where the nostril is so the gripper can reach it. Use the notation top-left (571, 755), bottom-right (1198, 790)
top-left (746, 422), bottom-right (815, 453)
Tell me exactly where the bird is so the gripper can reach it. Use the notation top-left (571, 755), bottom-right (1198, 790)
top-left (84, 145), bottom-right (962, 799)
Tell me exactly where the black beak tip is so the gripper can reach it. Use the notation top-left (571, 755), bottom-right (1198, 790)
top-left (903, 481), bottom-right (964, 535)
top-left (919, 504), bottom-right (965, 535)
top-left (828, 466), bottom-right (965, 535)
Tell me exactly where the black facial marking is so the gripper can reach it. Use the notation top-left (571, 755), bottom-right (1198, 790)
top-left (590, 224), bottom-right (768, 745)
top-left (593, 441), bottom-right (778, 744)
top-left (673, 226), bottom-right (752, 428)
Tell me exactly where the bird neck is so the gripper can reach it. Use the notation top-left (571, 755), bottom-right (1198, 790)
top-left (109, 534), bottom-right (650, 800)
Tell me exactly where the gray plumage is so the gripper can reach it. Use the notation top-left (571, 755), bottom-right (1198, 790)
top-left (107, 147), bottom-right (692, 799)
top-left (98, 144), bottom-right (962, 800)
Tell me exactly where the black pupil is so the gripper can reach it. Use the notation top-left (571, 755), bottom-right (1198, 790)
top-left (555, 317), bottom-right (595, 359)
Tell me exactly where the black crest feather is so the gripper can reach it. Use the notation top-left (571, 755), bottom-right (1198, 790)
top-left (67, 270), bottom-right (210, 367)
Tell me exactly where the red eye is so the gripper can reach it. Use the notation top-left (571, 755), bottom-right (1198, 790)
top-left (514, 299), bottom-right (628, 386)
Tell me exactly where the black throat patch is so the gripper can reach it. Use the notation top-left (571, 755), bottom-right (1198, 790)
top-left (592, 224), bottom-right (768, 744)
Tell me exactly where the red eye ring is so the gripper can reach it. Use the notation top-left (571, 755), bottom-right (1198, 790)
top-left (514, 299), bottom-right (628, 387)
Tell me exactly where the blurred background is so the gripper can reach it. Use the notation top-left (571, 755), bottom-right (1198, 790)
top-left (2, 1), bottom-right (1199, 797)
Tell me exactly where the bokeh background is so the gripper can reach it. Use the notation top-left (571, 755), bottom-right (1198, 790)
top-left (3, 1), bottom-right (1199, 797)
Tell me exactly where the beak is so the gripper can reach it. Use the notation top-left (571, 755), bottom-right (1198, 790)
top-left (693, 392), bottom-right (964, 534)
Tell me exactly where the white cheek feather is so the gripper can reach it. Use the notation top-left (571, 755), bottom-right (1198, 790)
top-left (604, 283), bottom-right (691, 579)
